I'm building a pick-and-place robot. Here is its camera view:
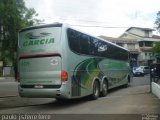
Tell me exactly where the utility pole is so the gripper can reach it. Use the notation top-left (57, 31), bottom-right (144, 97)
top-left (0, 24), bottom-right (3, 76)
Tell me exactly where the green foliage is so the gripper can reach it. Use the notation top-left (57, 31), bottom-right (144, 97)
top-left (153, 11), bottom-right (160, 62)
top-left (155, 11), bottom-right (160, 33)
top-left (0, 72), bottom-right (2, 77)
top-left (152, 42), bottom-right (160, 61)
top-left (0, 0), bottom-right (43, 66)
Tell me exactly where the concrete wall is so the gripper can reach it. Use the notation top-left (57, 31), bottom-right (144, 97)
top-left (152, 82), bottom-right (160, 99)
top-left (129, 28), bottom-right (144, 37)
top-left (129, 28), bottom-right (152, 37)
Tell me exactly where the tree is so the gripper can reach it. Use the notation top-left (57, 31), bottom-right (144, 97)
top-left (0, 0), bottom-right (43, 66)
top-left (155, 11), bottom-right (160, 33)
top-left (154, 11), bottom-right (160, 63)
top-left (152, 42), bottom-right (160, 63)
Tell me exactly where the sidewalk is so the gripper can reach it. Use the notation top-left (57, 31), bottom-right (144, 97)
top-left (0, 77), bottom-right (18, 98)
top-left (0, 77), bottom-right (16, 82)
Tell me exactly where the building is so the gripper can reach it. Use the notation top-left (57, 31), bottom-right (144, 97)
top-left (119, 27), bottom-right (160, 66)
top-left (100, 27), bottom-right (160, 68)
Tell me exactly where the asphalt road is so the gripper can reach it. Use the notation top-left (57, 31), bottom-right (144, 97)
top-left (131, 74), bottom-right (151, 86)
top-left (0, 75), bottom-right (160, 120)
top-left (0, 77), bottom-right (18, 98)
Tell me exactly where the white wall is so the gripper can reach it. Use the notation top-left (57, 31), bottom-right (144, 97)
top-left (152, 82), bottom-right (160, 99)
top-left (129, 28), bottom-right (144, 37)
top-left (128, 28), bottom-right (152, 38)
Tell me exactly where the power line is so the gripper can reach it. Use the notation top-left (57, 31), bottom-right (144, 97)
top-left (35, 16), bottom-right (130, 28)
top-left (69, 24), bottom-right (129, 28)
top-left (34, 16), bottom-right (156, 29)
top-left (37, 16), bottom-right (112, 24)
top-left (45, 17), bottom-right (130, 28)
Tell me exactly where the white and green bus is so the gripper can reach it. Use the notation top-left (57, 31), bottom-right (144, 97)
top-left (18, 23), bottom-right (132, 100)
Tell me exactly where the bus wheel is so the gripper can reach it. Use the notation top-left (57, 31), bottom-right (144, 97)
top-left (91, 80), bottom-right (100, 100)
top-left (56, 98), bottom-right (69, 103)
top-left (100, 80), bottom-right (108, 97)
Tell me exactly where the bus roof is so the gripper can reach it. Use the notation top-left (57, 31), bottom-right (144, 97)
top-left (19, 23), bottom-right (63, 33)
top-left (19, 22), bottom-right (129, 52)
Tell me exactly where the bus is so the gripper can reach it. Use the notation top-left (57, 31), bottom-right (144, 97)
top-left (18, 23), bottom-right (132, 100)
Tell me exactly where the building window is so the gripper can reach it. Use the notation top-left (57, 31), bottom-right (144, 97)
top-left (144, 41), bottom-right (153, 47)
top-left (145, 30), bottom-right (149, 37)
top-left (139, 41), bottom-right (143, 47)
top-left (145, 53), bottom-right (147, 56)
top-left (139, 41), bottom-right (153, 47)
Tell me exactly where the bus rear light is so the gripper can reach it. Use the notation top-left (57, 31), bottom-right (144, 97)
top-left (61, 70), bottom-right (68, 83)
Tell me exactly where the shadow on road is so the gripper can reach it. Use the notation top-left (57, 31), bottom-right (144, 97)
top-left (0, 96), bottom-right (92, 111)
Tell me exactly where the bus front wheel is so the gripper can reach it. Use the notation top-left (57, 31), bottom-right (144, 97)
top-left (91, 80), bottom-right (100, 100)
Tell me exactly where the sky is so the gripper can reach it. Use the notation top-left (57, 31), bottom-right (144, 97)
top-left (25, 0), bottom-right (160, 37)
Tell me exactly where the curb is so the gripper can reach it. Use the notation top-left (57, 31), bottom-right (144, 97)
top-left (0, 77), bottom-right (5, 80)
top-left (0, 77), bottom-right (17, 82)
top-left (0, 95), bottom-right (18, 98)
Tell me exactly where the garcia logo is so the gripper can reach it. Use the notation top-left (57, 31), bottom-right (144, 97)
top-left (23, 32), bottom-right (54, 47)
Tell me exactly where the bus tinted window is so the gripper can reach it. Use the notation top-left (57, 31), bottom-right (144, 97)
top-left (67, 28), bottom-right (128, 61)
top-left (67, 29), bottom-right (80, 53)
top-left (89, 38), bottom-right (99, 55)
top-left (97, 40), bottom-right (108, 57)
top-left (79, 34), bottom-right (90, 54)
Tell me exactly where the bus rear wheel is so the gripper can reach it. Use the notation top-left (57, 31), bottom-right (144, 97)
top-left (100, 80), bottom-right (108, 97)
top-left (91, 80), bottom-right (100, 100)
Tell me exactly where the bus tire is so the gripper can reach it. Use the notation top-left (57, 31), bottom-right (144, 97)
top-left (91, 80), bottom-right (100, 100)
top-left (56, 98), bottom-right (65, 102)
top-left (100, 80), bottom-right (108, 97)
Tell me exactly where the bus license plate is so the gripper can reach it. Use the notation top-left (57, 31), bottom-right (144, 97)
top-left (34, 85), bottom-right (44, 89)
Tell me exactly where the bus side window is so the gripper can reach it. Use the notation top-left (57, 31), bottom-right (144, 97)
top-left (79, 34), bottom-right (90, 54)
top-left (89, 38), bottom-right (99, 56)
top-left (99, 41), bottom-right (108, 54)
top-left (67, 29), bottom-right (80, 53)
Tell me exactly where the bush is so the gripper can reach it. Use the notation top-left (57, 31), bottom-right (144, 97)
top-left (0, 72), bottom-right (3, 77)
